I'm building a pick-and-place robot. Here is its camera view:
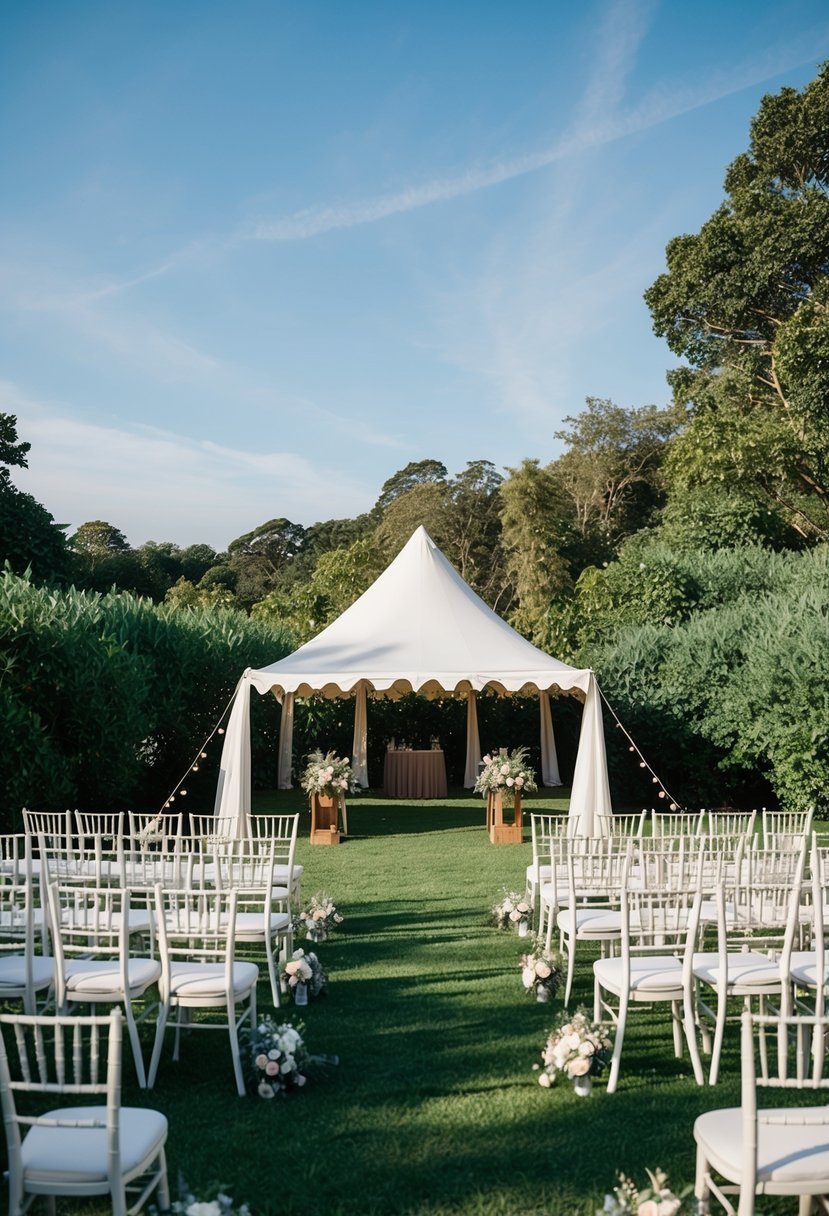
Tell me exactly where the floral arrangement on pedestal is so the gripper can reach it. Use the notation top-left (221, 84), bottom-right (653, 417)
top-left (301, 749), bottom-right (360, 799)
top-left (489, 887), bottom-right (532, 934)
top-left (282, 948), bottom-right (327, 1001)
top-left (598, 1168), bottom-right (688, 1216)
top-left (519, 941), bottom-right (562, 1003)
top-left (474, 747), bottom-right (538, 805)
top-left (247, 1016), bottom-right (310, 1098)
top-left (535, 1007), bottom-right (613, 1095)
top-left (295, 892), bottom-right (343, 942)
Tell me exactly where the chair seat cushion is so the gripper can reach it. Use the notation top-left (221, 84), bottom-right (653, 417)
top-left (21, 1104), bottom-right (167, 1184)
top-left (168, 960), bottom-right (258, 998)
top-left (693, 952), bottom-right (782, 990)
top-left (557, 907), bottom-right (622, 937)
top-left (64, 957), bottom-right (161, 995)
top-left (695, 1105), bottom-right (829, 1186)
top-left (594, 954), bottom-right (684, 997)
top-left (0, 954), bottom-right (54, 990)
top-left (789, 952), bottom-right (829, 988)
top-left (233, 911), bottom-right (291, 938)
top-left (539, 884), bottom-right (571, 906)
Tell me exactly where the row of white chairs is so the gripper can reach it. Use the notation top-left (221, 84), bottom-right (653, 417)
top-left (0, 829), bottom-right (301, 1094)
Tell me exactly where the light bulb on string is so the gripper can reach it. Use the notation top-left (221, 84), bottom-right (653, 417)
top-left (639, 761), bottom-right (646, 768)
top-left (180, 789), bottom-right (188, 796)
top-left (652, 777), bottom-right (658, 783)
top-left (200, 752), bottom-right (207, 759)
top-left (658, 790), bottom-right (666, 798)
top-left (218, 728), bottom-right (225, 735)
top-left (192, 764), bottom-right (199, 772)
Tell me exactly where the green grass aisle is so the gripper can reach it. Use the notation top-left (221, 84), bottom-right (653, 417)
top-left (56, 792), bottom-right (748, 1216)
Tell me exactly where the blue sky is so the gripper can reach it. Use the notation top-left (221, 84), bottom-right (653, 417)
top-left (3, 0), bottom-right (829, 549)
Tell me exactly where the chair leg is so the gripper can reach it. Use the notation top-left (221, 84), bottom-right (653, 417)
top-left (606, 990), bottom-right (629, 1095)
top-left (683, 985), bottom-right (706, 1086)
top-left (671, 1000), bottom-right (683, 1058)
top-left (156, 1146), bottom-right (171, 1211)
top-left (695, 1146), bottom-right (711, 1215)
top-left (266, 937), bottom-right (280, 1007)
top-left (563, 932), bottom-right (576, 1007)
top-left (228, 1001), bottom-right (247, 1097)
top-left (708, 986), bottom-right (728, 1086)
top-left (123, 1000), bottom-right (148, 1088)
top-left (148, 1001), bottom-right (169, 1088)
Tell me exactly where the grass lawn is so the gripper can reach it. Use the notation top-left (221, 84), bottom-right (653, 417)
top-left (24, 790), bottom-right (773, 1215)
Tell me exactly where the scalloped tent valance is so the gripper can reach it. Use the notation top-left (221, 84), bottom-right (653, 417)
top-left (215, 527), bottom-right (612, 834)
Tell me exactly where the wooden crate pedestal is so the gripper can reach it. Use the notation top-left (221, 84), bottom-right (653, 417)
top-left (487, 790), bottom-right (523, 845)
top-left (310, 794), bottom-right (342, 845)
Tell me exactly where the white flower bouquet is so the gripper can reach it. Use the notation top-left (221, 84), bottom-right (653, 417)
top-left (301, 749), bottom-right (360, 799)
top-left (490, 887), bottom-right (532, 932)
top-left (536, 1006), bottom-right (613, 1089)
top-left (474, 746), bottom-right (538, 806)
top-left (247, 1015), bottom-right (310, 1098)
top-left (282, 947), bottom-right (327, 1000)
top-left (295, 891), bottom-right (343, 942)
top-left (519, 941), bottom-right (562, 1002)
top-left (599, 1167), bottom-right (689, 1216)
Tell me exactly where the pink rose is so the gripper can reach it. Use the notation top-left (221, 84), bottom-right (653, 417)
top-left (265, 1061), bottom-right (280, 1076)
top-left (568, 1057), bottom-right (590, 1077)
top-left (255, 1053), bottom-right (268, 1069)
top-left (535, 961), bottom-right (551, 979)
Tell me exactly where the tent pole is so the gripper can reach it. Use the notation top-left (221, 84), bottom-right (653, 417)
top-left (539, 690), bottom-right (562, 786)
top-left (463, 689), bottom-right (481, 788)
top-left (277, 692), bottom-right (295, 790)
top-left (352, 680), bottom-right (369, 788)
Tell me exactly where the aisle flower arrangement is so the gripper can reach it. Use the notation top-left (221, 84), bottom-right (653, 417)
top-left (490, 887), bottom-right (532, 933)
top-left (247, 1015), bottom-right (310, 1098)
top-left (153, 1180), bottom-right (252, 1216)
top-left (535, 1007), bottom-right (613, 1094)
top-left (282, 947), bottom-right (327, 1000)
top-left (519, 941), bottom-right (562, 1002)
top-left (301, 749), bottom-right (360, 799)
top-left (296, 892), bottom-right (344, 942)
top-left (598, 1167), bottom-right (688, 1215)
top-left (474, 747), bottom-right (538, 805)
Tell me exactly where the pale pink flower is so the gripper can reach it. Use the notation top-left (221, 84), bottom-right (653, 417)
top-left (265, 1060), bottom-right (280, 1076)
top-left (500, 763), bottom-right (510, 775)
top-left (535, 961), bottom-right (552, 979)
top-left (538, 1072), bottom-right (552, 1088)
top-left (255, 1053), bottom-right (268, 1070)
top-left (568, 1057), bottom-right (590, 1077)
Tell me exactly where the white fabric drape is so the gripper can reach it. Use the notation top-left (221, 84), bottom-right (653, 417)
top-left (277, 692), bottom-right (295, 790)
top-left (539, 691), bottom-right (562, 786)
top-left (463, 689), bottom-right (482, 788)
top-left (214, 673), bottom-right (251, 838)
top-left (568, 673), bottom-right (612, 836)
top-left (352, 680), bottom-right (369, 788)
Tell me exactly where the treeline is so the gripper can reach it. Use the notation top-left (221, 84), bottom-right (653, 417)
top-left (3, 65), bottom-right (829, 816)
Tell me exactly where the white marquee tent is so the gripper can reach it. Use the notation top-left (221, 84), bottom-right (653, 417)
top-left (214, 526), bottom-right (612, 835)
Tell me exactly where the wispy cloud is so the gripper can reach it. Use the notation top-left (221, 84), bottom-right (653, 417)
top-left (1, 382), bottom-right (374, 547)
top-left (246, 11), bottom-right (829, 242)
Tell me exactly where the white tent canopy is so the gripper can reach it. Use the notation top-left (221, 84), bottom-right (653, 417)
top-left (215, 526), bottom-right (611, 834)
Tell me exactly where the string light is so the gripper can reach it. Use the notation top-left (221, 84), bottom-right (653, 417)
top-left (597, 685), bottom-right (685, 813)
top-left (155, 682), bottom-right (239, 819)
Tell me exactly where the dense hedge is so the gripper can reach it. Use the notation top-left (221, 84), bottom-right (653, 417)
top-left (0, 571), bottom-right (290, 830)
top-left (590, 546), bottom-right (829, 812)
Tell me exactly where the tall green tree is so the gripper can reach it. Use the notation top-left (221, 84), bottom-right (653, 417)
top-left (645, 63), bottom-right (829, 539)
top-left (0, 414), bottom-right (69, 582)
top-left (499, 459), bottom-right (572, 639)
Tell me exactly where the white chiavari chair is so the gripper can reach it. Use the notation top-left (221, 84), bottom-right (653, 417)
top-left (525, 812), bottom-right (572, 915)
top-left (593, 847), bottom-right (707, 1093)
top-left (690, 842), bottom-right (808, 1085)
top-left (705, 810), bottom-right (757, 839)
top-left (44, 881), bottom-right (161, 1088)
top-left (148, 885), bottom-right (258, 1096)
top-left (0, 1008), bottom-right (169, 1216)
top-left (694, 1011), bottom-right (829, 1216)
top-left (595, 810), bottom-right (647, 842)
top-left (556, 838), bottom-right (630, 1006)
top-left (0, 839), bottom-right (53, 1013)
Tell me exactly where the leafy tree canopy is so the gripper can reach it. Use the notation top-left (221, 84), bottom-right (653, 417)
top-left (645, 63), bottom-right (829, 537)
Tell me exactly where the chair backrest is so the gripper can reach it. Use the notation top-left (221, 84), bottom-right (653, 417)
top-left (619, 847), bottom-right (706, 962)
top-left (636, 834), bottom-right (711, 892)
top-left (0, 834), bottom-right (31, 886)
top-left (594, 810), bottom-right (647, 840)
top-left (128, 811), bottom-right (182, 844)
top-left (22, 809), bottom-right (73, 851)
top-left (529, 813), bottom-right (572, 854)
top-left (250, 813), bottom-right (300, 839)
top-left (565, 836), bottom-right (628, 904)
top-left (0, 1008), bottom-right (122, 1209)
top-left (188, 813), bottom-right (236, 840)
top-left (652, 809), bottom-right (705, 837)
top-left (705, 810), bottom-right (757, 838)
top-left (154, 885), bottom-right (239, 980)
top-left (762, 807), bottom-right (814, 848)
top-left (75, 811), bottom-right (124, 842)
